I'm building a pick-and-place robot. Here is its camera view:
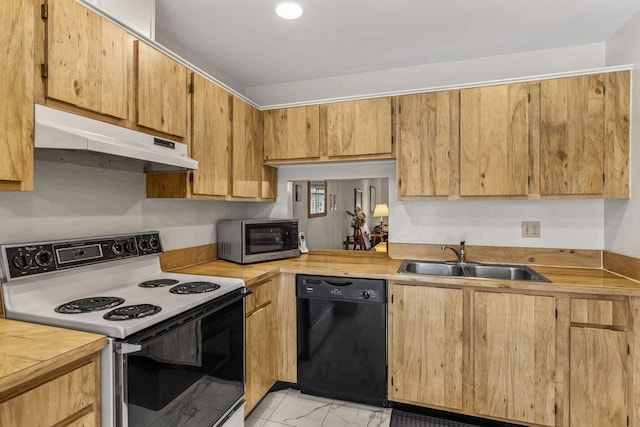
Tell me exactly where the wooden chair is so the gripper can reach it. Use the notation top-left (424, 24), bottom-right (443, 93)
top-left (344, 227), bottom-right (366, 250)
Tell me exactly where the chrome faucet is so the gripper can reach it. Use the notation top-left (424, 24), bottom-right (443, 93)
top-left (441, 240), bottom-right (466, 263)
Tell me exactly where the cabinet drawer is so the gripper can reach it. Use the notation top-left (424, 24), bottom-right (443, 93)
top-left (246, 278), bottom-right (276, 315)
top-left (570, 298), bottom-right (629, 329)
top-left (0, 360), bottom-right (98, 426)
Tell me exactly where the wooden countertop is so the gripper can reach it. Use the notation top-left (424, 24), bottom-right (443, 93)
top-left (175, 250), bottom-right (640, 297)
top-left (0, 319), bottom-right (107, 394)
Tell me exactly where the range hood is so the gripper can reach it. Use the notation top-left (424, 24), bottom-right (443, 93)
top-left (34, 104), bottom-right (198, 172)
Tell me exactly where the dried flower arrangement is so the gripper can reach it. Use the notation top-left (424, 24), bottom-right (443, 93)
top-left (345, 207), bottom-right (366, 228)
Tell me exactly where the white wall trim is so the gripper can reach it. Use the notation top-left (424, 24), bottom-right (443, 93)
top-left (257, 64), bottom-right (633, 110)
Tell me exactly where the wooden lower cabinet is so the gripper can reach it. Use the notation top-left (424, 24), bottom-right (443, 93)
top-left (389, 283), bottom-right (464, 410)
top-left (570, 327), bottom-right (627, 427)
top-left (0, 355), bottom-right (100, 426)
top-left (474, 292), bottom-right (556, 426)
top-left (388, 287), bottom-right (639, 427)
top-left (568, 297), bottom-right (629, 427)
top-left (245, 278), bottom-right (278, 414)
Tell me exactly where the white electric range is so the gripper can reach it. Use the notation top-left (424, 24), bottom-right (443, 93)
top-left (0, 232), bottom-right (246, 427)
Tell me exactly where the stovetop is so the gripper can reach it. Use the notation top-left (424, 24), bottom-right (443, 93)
top-left (0, 233), bottom-right (244, 339)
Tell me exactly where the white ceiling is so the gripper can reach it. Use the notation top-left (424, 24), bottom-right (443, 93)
top-left (155, 0), bottom-right (640, 89)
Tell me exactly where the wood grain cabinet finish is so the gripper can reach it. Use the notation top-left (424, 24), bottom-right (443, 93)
top-left (570, 327), bottom-right (628, 427)
top-left (541, 74), bottom-right (605, 196)
top-left (540, 71), bottom-right (630, 198)
top-left (232, 98), bottom-right (263, 198)
top-left (191, 73), bottom-right (232, 197)
top-left (276, 273), bottom-right (297, 383)
top-left (322, 98), bottom-right (393, 159)
top-left (396, 91), bottom-right (460, 198)
top-left (264, 106), bottom-right (320, 161)
top-left (245, 278), bottom-right (278, 415)
top-left (460, 83), bottom-right (534, 196)
top-left (0, 0), bottom-right (36, 191)
top-left (474, 292), bottom-right (556, 426)
top-left (137, 41), bottom-right (189, 138)
top-left (389, 284), bottom-right (464, 410)
top-left (46, 0), bottom-right (131, 120)
top-left (568, 297), bottom-right (629, 427)
top-left (0, 356), bottom-right (100, 426)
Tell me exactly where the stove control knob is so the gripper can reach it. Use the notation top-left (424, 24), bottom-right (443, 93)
top-left (149, 238), bottom-right (159, 250)
top-left (35, 250), bottom-right (53, 267)
top-left (124, 240), bottom-right (136, 254)
top-left (12, 253), bottom-right (31, 270)
top-left (138, 239), bottom-right (150, 251)
top-left (362, 291), bottom-right (372, 300)
top-left (112, 242), bottom-right (124, 255)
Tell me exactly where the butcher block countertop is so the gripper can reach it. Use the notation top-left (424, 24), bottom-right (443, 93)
top-left (175, 250), bottom-right (640, 297)
top-left (0, 319), bottom-right (107, 394)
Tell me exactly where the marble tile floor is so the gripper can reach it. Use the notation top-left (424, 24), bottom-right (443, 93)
top-left (245, 388), bottom-right (391, 427)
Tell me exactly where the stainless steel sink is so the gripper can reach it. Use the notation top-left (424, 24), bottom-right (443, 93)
top-left (400, 261), bottom-right (463, 276)
top-left (397, 260), bottom-right (550, 283)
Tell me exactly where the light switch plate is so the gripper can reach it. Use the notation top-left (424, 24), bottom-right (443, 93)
top-left (521, 221), bottom-right (541, 238)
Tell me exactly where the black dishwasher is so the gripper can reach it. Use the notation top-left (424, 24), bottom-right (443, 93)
top-left (296, 274), bottom-right (387, 407)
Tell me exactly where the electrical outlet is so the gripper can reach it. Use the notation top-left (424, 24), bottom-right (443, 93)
top-left (521, 221), bottom-right (541, 238)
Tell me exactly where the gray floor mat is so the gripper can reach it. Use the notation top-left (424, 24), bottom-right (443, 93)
top-left (390, 410), bottom-right (483, 427)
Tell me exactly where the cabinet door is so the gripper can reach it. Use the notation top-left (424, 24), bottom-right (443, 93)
top-left (0, 0), bottom-right (35, 191)
top-left (603, 71), bottom-right (630, 199)
top-left (570, 327), bottom-right (627, 427)
top-left (261, 165), bottom-right (278, 201)
top-left (541, 74), bottom-right (604, 196)
top-left (264, 106), bottom-right (320, 161)
top-left (460, 83), bottom-right (532, 196)
top-left (323, 98), bottom-right (393, 158)
top-left (474, 292), bottom-right (556, 426)
top-left (397, 91), bottom-right (459, 197)
top-left (137, 41), bottom-right (188, 137)
top-left (191, 74), bottom-right (231, 197)
top-left (0, 358), bottom-right (99, 426)
top-left (232, 97), bottom-right (262, 198)
top-left (47, 0), bottom-right (130, 120)
top-left (389, 284), bottom-right (464, 409)
top-left (245, 278), bottom-right (277, 415)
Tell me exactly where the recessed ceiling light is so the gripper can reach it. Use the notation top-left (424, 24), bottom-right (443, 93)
top-left (276, 2), bottom-right (303, 20)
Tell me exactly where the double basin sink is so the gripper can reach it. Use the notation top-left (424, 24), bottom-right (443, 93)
top-left (398, 260), bottom-right (550, 283)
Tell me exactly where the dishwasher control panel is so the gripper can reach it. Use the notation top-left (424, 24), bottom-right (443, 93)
top-left (296, 275), bottom-right (386, 303)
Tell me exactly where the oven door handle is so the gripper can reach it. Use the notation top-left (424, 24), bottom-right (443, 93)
top-left (242, 288), bottom-right (253, 297)
top-left (116, 343), bottom-right (142, 355)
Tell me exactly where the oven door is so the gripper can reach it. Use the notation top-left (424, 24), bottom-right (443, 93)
top-left (114, 289), bottom-right (245, 427)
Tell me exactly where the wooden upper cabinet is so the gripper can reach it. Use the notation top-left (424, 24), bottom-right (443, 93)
top-left (603, 71), bottom-right (630, 198)
top-left (261, 166), bottom-right (278, 201)
top-left (474, 292), bottom-right (556, 426)
top-left (540, 74), bottom-right (604, 196)
top-left (389, 284), bottom-right (464, 410)
top-left (397, 91), bottom-right (460, 197)
top-left (0, 0), bottom-right (35, 191)
top-left (46, 0), bottom-right (131, 120)
top-left (264, 106), bottom-right (320, 161)
top-left (460, 83), bottom-right (533, 196)
top-left (232, 98), bottom-right (263, 198)
top-left (191, 74), bottom-right (231, 197)
top-left (322, 98), bottom-right (393, 158)
top-left (137, 41), bottom-right (189, 138)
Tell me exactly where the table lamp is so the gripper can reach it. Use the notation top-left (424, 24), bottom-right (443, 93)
top-left (372, 203), bottom-right (389, 230)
